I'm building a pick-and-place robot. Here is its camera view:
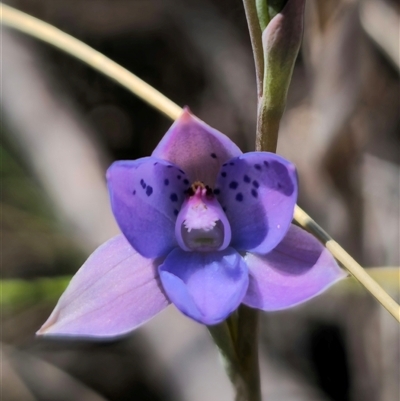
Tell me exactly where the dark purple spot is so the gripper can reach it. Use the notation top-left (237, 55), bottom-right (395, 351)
top-left (179, 169), bottom-right (185, 174)
top-left (177, 175), bottom-right (181, 180)
top-left (211, 153), bottom-right (217, 159)
top-left (244, 175), bottom-right (251, 183)
top-left (229, 181), bottom-right (238, 190)
top-left (214, 188), bottom-right (220, 195)
top-left (222, 163), bottom-right (228, 167)
top-left (132, 190), bottom-right (136, 195)
top-left (254, 164), bottom-right (261, 170)
top-left (146, 186), bottom-right (153, 196)
top-left (183, 179), bottom-right (189, 185)
top-left (170, 193), bottom-right (178, 202)
top-left (167, 165), bottom-right (173, 168)
top-left (221, 172), bottom-right (227, 178)
top-left (140, 179), bottom-right (146, 189)
top-left (236, 193), bottom-right (243, 202)
top-left (267, 160), bottom-right (295, 196)
top-left (164, 179), bottom-right (169, 186)
top-left (229, 162), bottom-right (235, 166)
top-left (264, 161), bottom-right (270, 167)
top-left (252, 180), bottom-right (260, 188)
top-left (251, 189), bottom-right (258, 198)
top-left (154, 162), bottom-right (158, 166)
top-left (174, 209), bottom-right (179, 216)
top-left (223, 207), bottom-right (227, 212)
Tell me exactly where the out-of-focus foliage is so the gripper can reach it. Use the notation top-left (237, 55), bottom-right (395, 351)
top-left (1, 143), bottom-right (83, 279)
top-left (1, 276), bottom-right (70, 309)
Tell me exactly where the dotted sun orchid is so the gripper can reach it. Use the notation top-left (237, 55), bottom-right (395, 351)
top-left (38, 110), bottom-right (346, 338)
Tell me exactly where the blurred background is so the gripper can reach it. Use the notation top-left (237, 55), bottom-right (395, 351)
top-left (1, 0), bottom-right (399, 400)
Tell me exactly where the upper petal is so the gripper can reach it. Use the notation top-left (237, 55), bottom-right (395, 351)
top-left (242, 225), bottom-right (347, 311)
top-left (37, 235), bottom-right (170, 338)
top-left (215, 152), bottom-right (298, 254)
top-left (158, 248), bottom-right (249, 325)
top-left (107, 157), bottom-right (190, 258)
top-left (152, 109), bottom-right (242, 187)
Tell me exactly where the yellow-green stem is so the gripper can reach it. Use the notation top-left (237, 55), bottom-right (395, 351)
top-left (0, 3), bottom-right (182, 121)
top-left (294, 205), bottom-right (400, 322)
top-left (242, 0), bottom-right (265, 97)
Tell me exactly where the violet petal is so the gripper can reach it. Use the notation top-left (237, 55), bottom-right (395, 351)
top-left (107, 157), bottom-right (189, 258)
top-left (215, 152), bottom-right (298, 254)
top-left (152, 108), bottom-right (242, 187)
top-left (243, 225), bottom-right (347, 311)
top-left (37, 235), bottom-right (170, 338)
top-left (159, 247), bottom-right (249, 325)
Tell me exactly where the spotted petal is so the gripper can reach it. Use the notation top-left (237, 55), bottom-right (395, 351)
top-left (215, 152), bottom-right (298, 254)
top-left (159, 248), bottom-right (249, 325)
top-left (107, 157), bottom-right (190, 258)
top-left (37, 235), bottom-right (170, 338)
top-left (242, 225), bottom-right (347, 311)
top-left (152, 109), bottom-right (242, 187)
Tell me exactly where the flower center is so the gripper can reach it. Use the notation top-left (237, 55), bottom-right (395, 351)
top-left (175, 181), bottom-right (231, 252)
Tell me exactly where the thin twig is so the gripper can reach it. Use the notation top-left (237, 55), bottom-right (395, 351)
top-left (294, 205), bottom-right (400, 322)
top-left (2, 3), bottom-right (399, 322)
top-left (0, 3), bottom-right (182, 121)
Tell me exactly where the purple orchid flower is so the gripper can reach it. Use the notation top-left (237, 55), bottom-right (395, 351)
top-left (38, 109), bottom-right (346, 338)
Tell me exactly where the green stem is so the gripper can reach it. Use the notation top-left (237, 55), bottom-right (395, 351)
top-left (256, 0), bottom-right (270, 31)
top-left (208, 308), bottom-right (260, 401)
top-left (242, 0), bottom-right (265, 97)
top-left (256, 0), bottom-right (290, 28)
top-left (257, 0), bottom-right (305, 153)
top-left (235, 305), bottom-right (261, 401)
top-left (207, 322), bottom-right (245, 392)
top-left (267, 0), bottom-right (289, 20)
top-left (245, 0), bottom-right (294, 153)
top-left (256, 100), bottom-right (282, 152)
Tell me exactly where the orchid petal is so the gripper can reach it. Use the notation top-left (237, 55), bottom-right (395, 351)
top-left (159, 248), bottom-right (248, 325)
top-left (107, 157), bottom-right (189, 258)
top-left (37, 235), bottom-right (170, 338)
top-left (243, 225), bottom-right (347, 311)
top-left (152, 109), bottom-right (242, 187)
top-left (215, 152), bottom-right (298, 254)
